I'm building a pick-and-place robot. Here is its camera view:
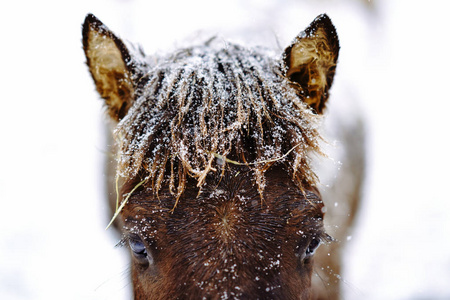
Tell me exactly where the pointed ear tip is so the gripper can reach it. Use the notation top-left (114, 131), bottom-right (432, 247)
top-left (82, 13), bottom-right (112, 47)
top-left (83, 13), bottom-right (100, 29)
top-left (313, 13), bottom-right (332, 25)
top-left (313, 14), bottom-right (337, 32)
top-left (83, 13), bottom-right (108, 36)
top-left (315, 13), bottom-right (332, 22)
top-left (312, 13), bottom-right (340, 48)
top-left (84, 13), bottom-right (99, 24)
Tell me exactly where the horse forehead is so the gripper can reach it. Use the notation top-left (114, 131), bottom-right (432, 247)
top-left (125, 168), bottom-right (316, 226)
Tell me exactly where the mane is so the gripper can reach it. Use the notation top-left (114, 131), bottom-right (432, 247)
top-left (114, 38), bottom-right (322, 202)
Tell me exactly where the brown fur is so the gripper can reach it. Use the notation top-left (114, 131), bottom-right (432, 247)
top-left (83, 13), bottom-right (361, 299)
top-left (123, 166), bottom-right (325, 299)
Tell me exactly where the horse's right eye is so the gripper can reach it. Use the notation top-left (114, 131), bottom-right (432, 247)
top-left (130, 238), bottom-right (147, 255)
top-left (129, 237), bottom-right (151, 266)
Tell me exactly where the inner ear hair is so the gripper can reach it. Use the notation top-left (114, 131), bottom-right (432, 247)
top-left (82, 13), bottom-right (135, 121)
top-left (283, 14), bottom-right (339, 114)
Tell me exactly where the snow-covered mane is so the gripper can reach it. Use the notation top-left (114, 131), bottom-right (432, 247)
top-left (115, 38), bottom-right (322, 202)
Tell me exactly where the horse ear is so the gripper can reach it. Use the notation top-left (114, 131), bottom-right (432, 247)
top-left (283, 14), bottom-right (339, 114)
top-left (82, 14), bottom-right (135, 121)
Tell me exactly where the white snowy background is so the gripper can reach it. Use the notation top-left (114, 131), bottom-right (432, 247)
top-left (1, 0), bottom-right (449, 299)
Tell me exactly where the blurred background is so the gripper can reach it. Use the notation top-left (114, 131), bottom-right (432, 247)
top-left (1, 0), bottom-right (449, 299)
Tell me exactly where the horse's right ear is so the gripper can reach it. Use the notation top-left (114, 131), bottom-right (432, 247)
top-left (82, 14), bottom-right (135, 122)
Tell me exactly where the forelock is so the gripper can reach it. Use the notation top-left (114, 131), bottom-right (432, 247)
top-left (114, 38), bottom-right (322, 200)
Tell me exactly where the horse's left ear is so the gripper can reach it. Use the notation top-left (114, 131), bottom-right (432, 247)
top-left (82, 13), bottom-right (135, 122)
top-left (283, 14), bottom-right (340, 114)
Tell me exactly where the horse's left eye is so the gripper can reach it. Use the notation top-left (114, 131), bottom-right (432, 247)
top-left (295, 236), bottom-right (322, 262)
top-left (304, 237), bottom-right (321, 259)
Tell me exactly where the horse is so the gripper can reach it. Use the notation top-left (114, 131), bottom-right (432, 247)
top-left (82, 13), bottom-right (364, 299)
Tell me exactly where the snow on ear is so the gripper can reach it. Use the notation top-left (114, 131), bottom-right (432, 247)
top-left (82, 13), bottom-right (135, 121)
top-left (283, 14), bottom-right (339, 114)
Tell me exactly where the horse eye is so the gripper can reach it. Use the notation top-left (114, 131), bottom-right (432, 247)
top-left (130, 239), bottom-right (147, 255)
top-left (304, 237), bottom-right (321, 259)
top-left (129, 237), bottom-right (150, 265)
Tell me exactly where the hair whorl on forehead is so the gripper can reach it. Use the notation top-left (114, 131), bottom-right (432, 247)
top-left (114, 39), bottom-right (322, 201)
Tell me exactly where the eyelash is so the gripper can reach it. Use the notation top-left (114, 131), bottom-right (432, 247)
top-left (318, 232), bottom-right (333, 243)
top-left (116, 233), bottom-right (143, 249)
